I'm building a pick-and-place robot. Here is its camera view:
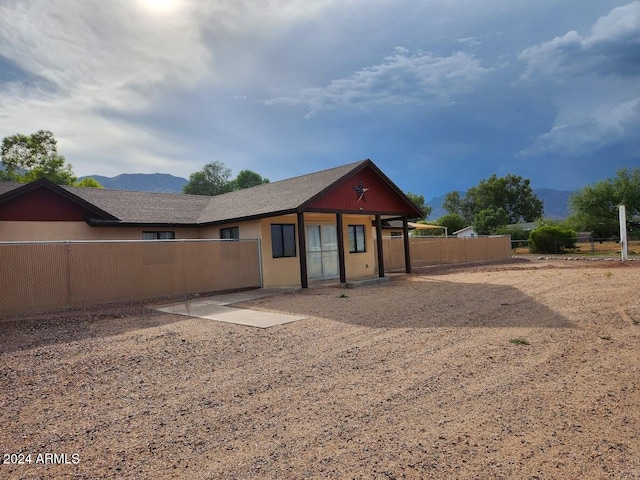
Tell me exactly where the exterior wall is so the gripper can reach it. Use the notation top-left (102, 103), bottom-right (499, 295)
top-left (260, 214), bottom-right (300, 287)
top-left (343, 214), bottom-right (376, 279)
top-left (200, 220), bottom-right (262, 240)
top-left (455, 227), bottom-right (476, 238)
top-left (0, 221), bottom-right (203, 241)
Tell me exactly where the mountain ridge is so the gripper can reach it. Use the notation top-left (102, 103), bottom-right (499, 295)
top-left (81, 173), bottom-right (574, 219)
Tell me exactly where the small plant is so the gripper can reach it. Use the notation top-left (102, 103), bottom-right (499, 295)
top-left (338, 293), bottom-right (349, 298)
top-left (605, 271), bottom-right (613, 278)
top-left (509, 338), bottom-right (530, 345)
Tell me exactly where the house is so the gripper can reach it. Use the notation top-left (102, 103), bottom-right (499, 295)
top-left (453, 226), bottom-right (476, 238)
top-left (0, 159), bottom-right (422, 288)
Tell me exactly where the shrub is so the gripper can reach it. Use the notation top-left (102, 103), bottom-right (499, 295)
top-left (529, 225), bottom-right (577, 253)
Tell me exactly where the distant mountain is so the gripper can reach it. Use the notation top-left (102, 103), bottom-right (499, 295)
top-left (535, 188), bottom-right (574, 219)
top-left (79, 173), bottom-right (188, 193)
top-left (425, 192), bottom-right (458, 220)
top-left (426, 188), bottom-right (574, 221)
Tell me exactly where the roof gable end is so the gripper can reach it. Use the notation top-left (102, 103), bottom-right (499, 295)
top-left (0, 179), bottom-right (118, 222)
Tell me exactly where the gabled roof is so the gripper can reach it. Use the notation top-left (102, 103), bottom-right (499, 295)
top-left (66, 185), bottom-right (211, 224)
top-left (0, 159), bottom-right (422, 226)
top-left (196, 160), bottom-right (367, 224)
top-left (453, 226), bottom-right (475, 235)
top-left (0, 178), bottom-right (119, 220)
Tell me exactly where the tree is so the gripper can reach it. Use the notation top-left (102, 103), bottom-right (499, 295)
top-left (405, 192), bottom-right (432, 220)
top-left (443, 191), bottom-right (465, 220)
top-left (231, 170), bottom-right (269, 190)
top-left (436, 213), bottom-right (467, 235)
top-left (473, 207), bottom-right (508, 235)
top-left (184, 163), bottom-right (271, 196)
top-left (1, 130), bottom-right (76, 185)
top-left (443, 174), bottom-right (543, 225)
top-left (75, 177), bottom-right (104, 188)
top-left (183, 161), bottom-right (234, 196)
top-left (569, 168), bottom-right (640, 238)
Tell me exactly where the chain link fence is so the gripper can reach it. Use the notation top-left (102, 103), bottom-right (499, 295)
top-left (0, 239), bottom-right (261, 317)
top-left (511, 238), bottom-right (640, 255)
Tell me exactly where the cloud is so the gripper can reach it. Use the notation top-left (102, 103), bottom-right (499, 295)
top-left (519, 1), bottom-right (640, 79)
top-left (520, 96), bottom-right (640, 156)
top-left (518, 1), bottom-right (640, 158)
top-left (264, 48), bottom-right (493, 118)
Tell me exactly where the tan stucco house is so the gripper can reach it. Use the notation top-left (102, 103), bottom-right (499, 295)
top-left (0, 159), bottom-right (422, 288)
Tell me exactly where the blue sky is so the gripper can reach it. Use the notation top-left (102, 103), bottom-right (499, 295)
top-left (0, 0), bottom-right (638, 198)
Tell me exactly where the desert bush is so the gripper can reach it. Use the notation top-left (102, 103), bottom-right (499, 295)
top-left (529, 225), bottom-right (577, 253)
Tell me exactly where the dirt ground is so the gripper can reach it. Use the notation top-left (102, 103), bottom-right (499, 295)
top-left (1, 258), bottom-right (639, 479)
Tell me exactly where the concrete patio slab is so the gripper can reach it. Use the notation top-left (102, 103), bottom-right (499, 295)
top-left (155, 287), bottom-right (306, 328)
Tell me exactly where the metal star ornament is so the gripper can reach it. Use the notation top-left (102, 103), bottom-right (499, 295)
top-left (353, 180), bottom-right (369, 203)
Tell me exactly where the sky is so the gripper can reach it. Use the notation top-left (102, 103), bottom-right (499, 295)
top-left (0, 0), bottom-right (639, 199)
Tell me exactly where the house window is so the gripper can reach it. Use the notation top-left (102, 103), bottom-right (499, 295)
top-left (220, 227), bottom-right (239, 240)
top-left (271, 224), bottom-right (296, 258)
top-left (348, 225), bottom-right (366, 253)
top-left (391, 232), bottom-right (402, 238)
top-left (142, 231), bottom-right (175, 240)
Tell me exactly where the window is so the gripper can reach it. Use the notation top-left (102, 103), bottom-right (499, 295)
top-left (142, 231), bottom-right (175, 240)
top-left (220, 227), bottom-right (239, 240)
top-left (390, 232), bottom-right (402, 238)
top-left (271, 224), bottom-right (296, 258)
top-left (348, 225), bottom-right (366, 253)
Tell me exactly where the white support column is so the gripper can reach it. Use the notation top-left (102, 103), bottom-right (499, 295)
top-left (619, 204), bottom-right (628, 262)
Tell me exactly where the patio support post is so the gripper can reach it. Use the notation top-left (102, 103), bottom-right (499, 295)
top-left (297, 211), bottom-right (308, 288)
top-left (403, 216), bottom-right (412, 274)
top-left (336, 213), bottom-right (347, 283)
top-left (375, 214), bottom-right (385, 278)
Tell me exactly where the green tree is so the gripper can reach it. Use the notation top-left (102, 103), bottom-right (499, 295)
top-left (405, 192), bottom-right (432, 220)
top-left (75, 177), bottom-right (104, 188)
top-left (231, 170), bottom-right (270, 190)
top-left (442, 191), bottom-right (465, 219)
top-left (473, 207), bottom-right (509, 235)
top-left (183, 161), bottom-right (234, 196)
top-left (436, 213), bottom-right (467, 235)
top-left (569, 168), bottom-right (640, 238)
top-left (1, 130), bottom-right (76, 185)
top-left (443, 174), bottom-right (543, 225)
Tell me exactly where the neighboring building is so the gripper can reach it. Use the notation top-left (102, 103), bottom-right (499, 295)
top-left (0, 159), bottom-right (422, 288)
top-left (453, 226), bottom-right (477, 238)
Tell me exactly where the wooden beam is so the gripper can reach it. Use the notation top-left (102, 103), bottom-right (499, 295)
top-left (375, 214), bottom-right (385, 278)
top-left (403, 216), bottom-right (412, 274)
top-left (297, 211), bottom-right (308, 288)
top-left (336, 213), bottom-right (347, 283)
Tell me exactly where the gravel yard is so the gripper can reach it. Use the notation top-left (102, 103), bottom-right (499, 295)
top-left (1, 258), bottom-right (639, 479)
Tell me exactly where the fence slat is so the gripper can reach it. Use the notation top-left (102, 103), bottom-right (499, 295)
top-left (0, 239), bottom-right (261, 316)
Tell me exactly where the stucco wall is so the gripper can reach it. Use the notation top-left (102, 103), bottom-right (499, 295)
top-left (259, 214), bottom-right (301, 288)
top-left (343, 214), bottom-right (376, 279)
top-left (0, 221), bottom-right (203, 241)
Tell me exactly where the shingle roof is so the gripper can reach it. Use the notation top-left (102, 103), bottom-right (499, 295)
top-left (0, 181), bottom-right (22, 196)
top-left (64, 186), bottom-right (212, 224)
top-left (0, 160), bottom-right (372, 225)
top-left (196, 160), bottom-right (367, 224)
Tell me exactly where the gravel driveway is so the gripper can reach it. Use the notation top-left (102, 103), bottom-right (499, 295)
top-left (1, 258), bottom-right (639, 479)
